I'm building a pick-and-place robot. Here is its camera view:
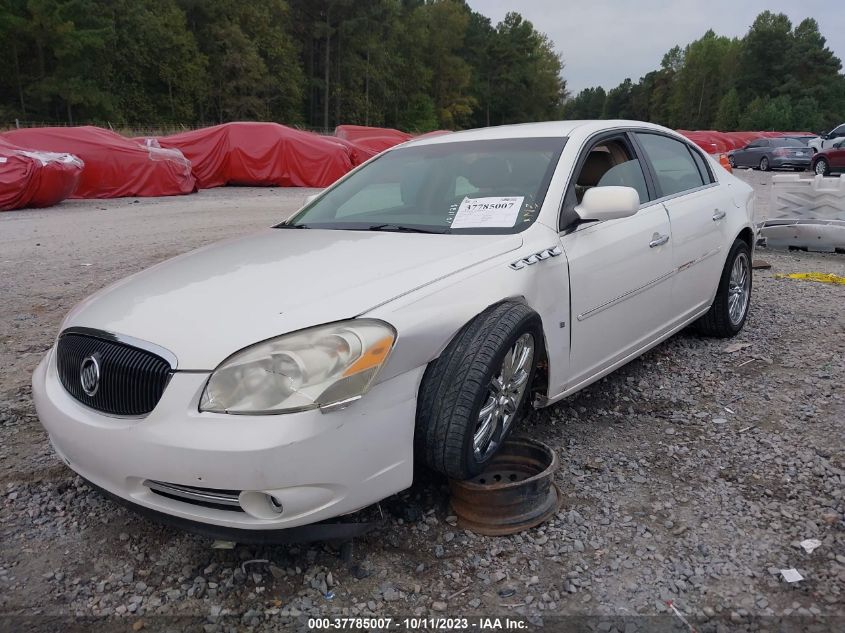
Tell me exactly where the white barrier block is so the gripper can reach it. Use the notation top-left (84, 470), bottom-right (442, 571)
top-left (761, 174), bottom-right (845, 252)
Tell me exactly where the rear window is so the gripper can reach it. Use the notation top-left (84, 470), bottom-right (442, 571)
top-left (772, 138), bottom-right (804, 147)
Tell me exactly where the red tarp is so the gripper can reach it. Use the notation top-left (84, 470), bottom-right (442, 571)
top-left (678, 131), bottom-right (731, 154)
top-left (679, 130), bottom-right (818, 154)
top-left (335, 125), bottom-right (412, 153)
top-left (1, 126), bottom-right (196, 198)
top-left (146, 122), bottom-right (354, 189)
top-left (0, 139), bottom-right (83, 211)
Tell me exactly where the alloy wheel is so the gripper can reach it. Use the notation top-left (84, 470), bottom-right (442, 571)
top-left (473, 333), bottom-right (534, 461)
top-left (728, 252), bottom-right (750, 326)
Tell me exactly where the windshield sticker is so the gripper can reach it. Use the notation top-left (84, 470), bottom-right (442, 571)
top-left (450, 196), bottom-right (524, 229)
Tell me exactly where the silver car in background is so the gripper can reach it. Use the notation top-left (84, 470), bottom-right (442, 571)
top-left (728, 137), bottom-right (812, 171)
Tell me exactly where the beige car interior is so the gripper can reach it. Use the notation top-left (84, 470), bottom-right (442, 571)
top-left (575, 140), bottom-right (647, 204)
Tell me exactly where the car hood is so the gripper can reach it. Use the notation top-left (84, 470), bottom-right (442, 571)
top-left (62, 228), bottom-right (523, 369)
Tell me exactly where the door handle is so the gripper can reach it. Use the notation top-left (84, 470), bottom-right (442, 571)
top-left (649, 233), bottom-right (670, 248)
top-left (712, 209), bottom-right (727, 221)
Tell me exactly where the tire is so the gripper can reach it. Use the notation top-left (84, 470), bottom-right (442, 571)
top-left (759, 156), bottom-right (769, 171)
top-left (728, 155), bottom-right (736, 168)
top-left (814, 158), bottom-right (830, 176)
top-left (415, 302), bottom-right (541, 479)
top-left (695, 239), bottom-right (752, 338)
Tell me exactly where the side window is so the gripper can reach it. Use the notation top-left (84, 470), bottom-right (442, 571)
top-left (688, 146), bottom-right (714, 184)
top-left (635, 133), bottom-right (705, 197)
top-left (595, 159), bottom-right (649, 203)
top-left (832, 125), bottom-right (845, 137)
top-left (573, 139), bottom-right (650, 203)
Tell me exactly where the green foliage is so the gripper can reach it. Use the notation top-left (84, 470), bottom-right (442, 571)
top-left (561, 87), bottom-right (606, 119)
top-left (566, 11), bottom-right (844, 132)
top-left (0, 0), bottom-right (566, 129)
top-left (714, 88), bottom-right (741, 131)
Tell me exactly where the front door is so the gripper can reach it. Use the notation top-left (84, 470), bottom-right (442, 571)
top-left (563, 204), bottom-right (675, 389)
top-left (558, 132), bottom-right (676, 391)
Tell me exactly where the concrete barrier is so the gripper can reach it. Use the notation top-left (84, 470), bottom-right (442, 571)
top-left (761, 174), bottom-right (845, 252)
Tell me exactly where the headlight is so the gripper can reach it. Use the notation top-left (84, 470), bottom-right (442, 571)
top-left (199, 319), bottom-right (396, 414)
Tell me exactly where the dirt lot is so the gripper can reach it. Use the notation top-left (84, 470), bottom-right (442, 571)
top-left (1, 179), bottom-right (844, 632)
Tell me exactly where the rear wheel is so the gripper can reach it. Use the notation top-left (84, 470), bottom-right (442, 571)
top-left (815, 158), bottom-right (830, 176)
top-left (759, 156), bottom-right (770, 171)
top-left (416, 302), bottom-right (540, 479)
top-left (695, 239), bottom-right (752, 338)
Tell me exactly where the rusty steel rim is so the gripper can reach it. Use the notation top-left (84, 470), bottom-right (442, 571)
top-left (449, 436), bottom-right (561, 536)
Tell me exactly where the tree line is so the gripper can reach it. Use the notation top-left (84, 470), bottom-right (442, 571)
top-left (0, 0), bottom-right (566, 132)
top-left (563, 11), bottom-right (845, 132)
top-left (2, 4), bottom-right (842, 134)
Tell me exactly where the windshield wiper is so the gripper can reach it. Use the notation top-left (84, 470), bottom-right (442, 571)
top-left (364, 224), bottom-right (447, 234)
top-left (276, 223), bottom-right (311, 229)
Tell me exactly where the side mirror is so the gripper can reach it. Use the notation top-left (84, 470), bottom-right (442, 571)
top-left (574, 186), bottom-right (640, 222)
top-left (303, 193), bottom-right (320, 206)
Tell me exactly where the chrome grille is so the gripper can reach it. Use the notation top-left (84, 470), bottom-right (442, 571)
top-left (145, 480), bottom-right (244, 512)
top-left (56, 330), bottom-right (172, 416)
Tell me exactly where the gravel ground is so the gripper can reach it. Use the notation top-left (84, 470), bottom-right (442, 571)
top-left (1, 180), bottom-right (843, 632)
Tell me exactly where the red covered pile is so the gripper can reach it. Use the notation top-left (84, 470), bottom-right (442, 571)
top-left (0, 139), bottom-right (83, 211)
top-left (1, 126), bottom-right (196, 199)
top-left (146, 122), bottom-right (355, 188)
top-left (677, 130), bottom-right (814, 153)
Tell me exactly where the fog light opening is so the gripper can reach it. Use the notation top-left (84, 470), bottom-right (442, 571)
top-left (238, 491), bottom-right (285, 519)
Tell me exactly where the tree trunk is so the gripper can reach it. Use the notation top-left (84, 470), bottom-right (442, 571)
top-left (323, 6), bottom-right (331, 133)
top-left (365, 46), bottom-right (370, 126)
top-left (335, 29), bottom-right (341, 126)
top-left (12, 42), bottom-right (26, 114)
top-left (168, 79), bottom-right (175, 120)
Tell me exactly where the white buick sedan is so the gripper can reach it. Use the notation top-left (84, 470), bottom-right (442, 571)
top-left (33, 120), bottom-right (755, 538)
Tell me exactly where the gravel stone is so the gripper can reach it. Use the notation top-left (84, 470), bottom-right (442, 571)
top-left (0, 179), bottom-right (843, 624)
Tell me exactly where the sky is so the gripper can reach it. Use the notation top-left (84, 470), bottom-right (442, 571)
top-left (467, 0), bottom-right (845, 95)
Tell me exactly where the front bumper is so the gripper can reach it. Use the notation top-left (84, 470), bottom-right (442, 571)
top-left (33, 348), bottom-right (420, 531)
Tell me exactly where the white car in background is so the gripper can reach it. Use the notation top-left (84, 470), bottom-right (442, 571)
top-left (808, 123), bottom-right (845, 153)
top-left (32, 120), bottom-right (755, 538)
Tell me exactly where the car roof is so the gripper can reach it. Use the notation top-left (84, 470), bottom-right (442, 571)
top-left (405, 119), bottom-right (676, 146)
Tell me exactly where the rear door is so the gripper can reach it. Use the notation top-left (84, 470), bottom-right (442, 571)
top-left (634, 132), bottom-right (728, 320)
top-left (741, 139), bottom-right (767, 167)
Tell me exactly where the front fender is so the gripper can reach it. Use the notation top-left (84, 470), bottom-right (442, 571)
top-left (364, 225), bottom-right (571, 400)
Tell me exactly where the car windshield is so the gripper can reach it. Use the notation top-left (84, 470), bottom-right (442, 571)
top-left (281, 137), bottom-right (566, 234)
top-left (772, 138), bottom-right (804, 147)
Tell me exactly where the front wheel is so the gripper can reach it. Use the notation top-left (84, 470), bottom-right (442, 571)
top-left (814, 158), bottom-right (830, 176)
top-left (695, 239), bottom-right (752, 338)
top-left (416, 302), bottom-right (540, 479)
top-left (759, 156), bottom-right (770, 171)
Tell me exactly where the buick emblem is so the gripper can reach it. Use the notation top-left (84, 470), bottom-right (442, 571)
top-left (80, 355), bottom-right (101, 397)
